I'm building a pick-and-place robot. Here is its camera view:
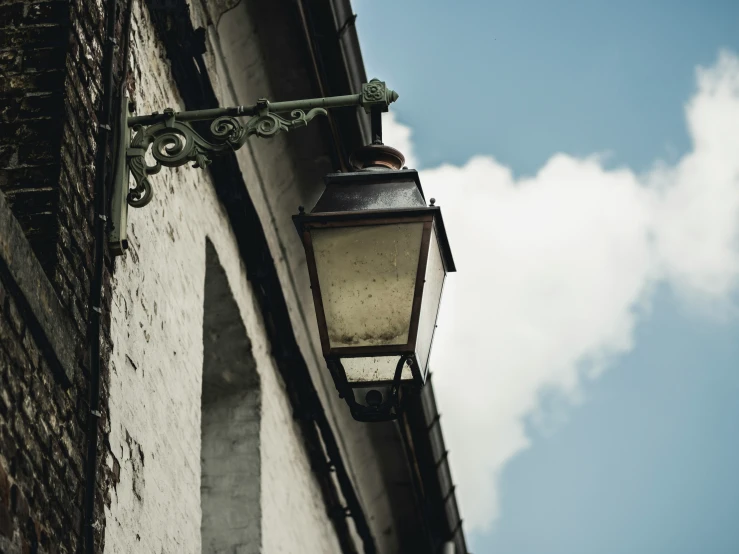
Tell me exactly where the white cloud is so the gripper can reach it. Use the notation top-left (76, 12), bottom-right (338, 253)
top-left (382, 110), bottom-right (418, 170)
top-left (382, 51), bottom-right (739, 532)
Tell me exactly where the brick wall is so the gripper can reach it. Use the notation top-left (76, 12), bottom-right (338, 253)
top-left (0, 0), bottom-right (69, 273)
top-left (0, 0), bottom-right (108, 328)
top-left (0, 0), bottom-right (115, 550)
top-left (0, 274), bottom-right (85, 552)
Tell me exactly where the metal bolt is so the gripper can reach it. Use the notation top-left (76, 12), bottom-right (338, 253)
top-left (429, 198), bottom-right (436, 206)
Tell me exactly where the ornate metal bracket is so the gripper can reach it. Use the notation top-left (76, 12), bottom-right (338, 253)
top-left (109, 79), bottom-right (398, 256)
top-left (125, 107), bottom-right (327, 208)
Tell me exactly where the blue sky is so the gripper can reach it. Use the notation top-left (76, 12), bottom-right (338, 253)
top-left (357, 0), bottom-right (738, 176)
top-left (491, 288), bottom-right (739, 554)
top-left (355, 1), bottom-right (739, 553)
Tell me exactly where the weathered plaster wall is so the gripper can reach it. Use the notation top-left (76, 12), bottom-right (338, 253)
top-left (104, 2), bottom-right (344, 552)
top-left (0, 197), bottom-right (87, 553)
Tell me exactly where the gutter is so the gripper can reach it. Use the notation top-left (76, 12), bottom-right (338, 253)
top-left (298, 0), bottom-right (371, 169)
top-left (328, 0), bottom-right (370, 141)
top-left (406, 374), bottom-right (469, 553)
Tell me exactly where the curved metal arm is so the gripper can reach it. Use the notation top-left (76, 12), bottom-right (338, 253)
top-left (122, 79), bottom-right (397, 206)
top-left (110, 79), bottom-right (398, 255)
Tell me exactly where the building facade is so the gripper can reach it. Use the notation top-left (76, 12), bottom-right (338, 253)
top-left (0, 0), bottom-right (467, 552)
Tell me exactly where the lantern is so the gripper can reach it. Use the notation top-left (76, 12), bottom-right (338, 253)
top-left (294, 145), bottom-right (455, 421)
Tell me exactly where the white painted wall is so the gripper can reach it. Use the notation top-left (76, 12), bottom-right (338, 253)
top-left (104, 3), bottom-right (345, 552)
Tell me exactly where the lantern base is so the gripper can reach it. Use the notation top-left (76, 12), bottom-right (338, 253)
top-left (328, 356), bottom-right (415, 422)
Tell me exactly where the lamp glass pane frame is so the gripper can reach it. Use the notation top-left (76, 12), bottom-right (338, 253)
top-left (301, 212), bottom-right (438, 386)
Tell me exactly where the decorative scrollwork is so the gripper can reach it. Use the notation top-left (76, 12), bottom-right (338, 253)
top-left (210, 116), bottom-right (246, 146)
top-left (125, 107), bottom-right (327, 207)
top-left (363, 81), bottom-right (385, 102)
top-left (125, 117), bottom-right (251, 207)
top-left (245, 108), bottom-right (328, 138)
top-left (127, 125), bottom-right (160, 208)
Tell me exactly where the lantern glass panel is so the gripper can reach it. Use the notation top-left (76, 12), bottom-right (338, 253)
top-left (414, 227), bottom-right (446, 374)
top-left (342, 356), bottom-right (413, 383)
top-left (312, 222), bottom-right (424, 348)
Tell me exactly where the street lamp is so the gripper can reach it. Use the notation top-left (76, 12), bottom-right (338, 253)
top-left (110, 79), bottom-right (455, 422)
top-left (293, 144), bottom-right (455, 421)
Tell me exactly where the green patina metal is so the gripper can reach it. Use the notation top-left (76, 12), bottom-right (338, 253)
top-left (109, 80), bottom-right (398, 256)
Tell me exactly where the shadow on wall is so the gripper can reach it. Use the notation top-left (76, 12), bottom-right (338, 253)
top-left (201, 239), bottom-right (261, 552)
